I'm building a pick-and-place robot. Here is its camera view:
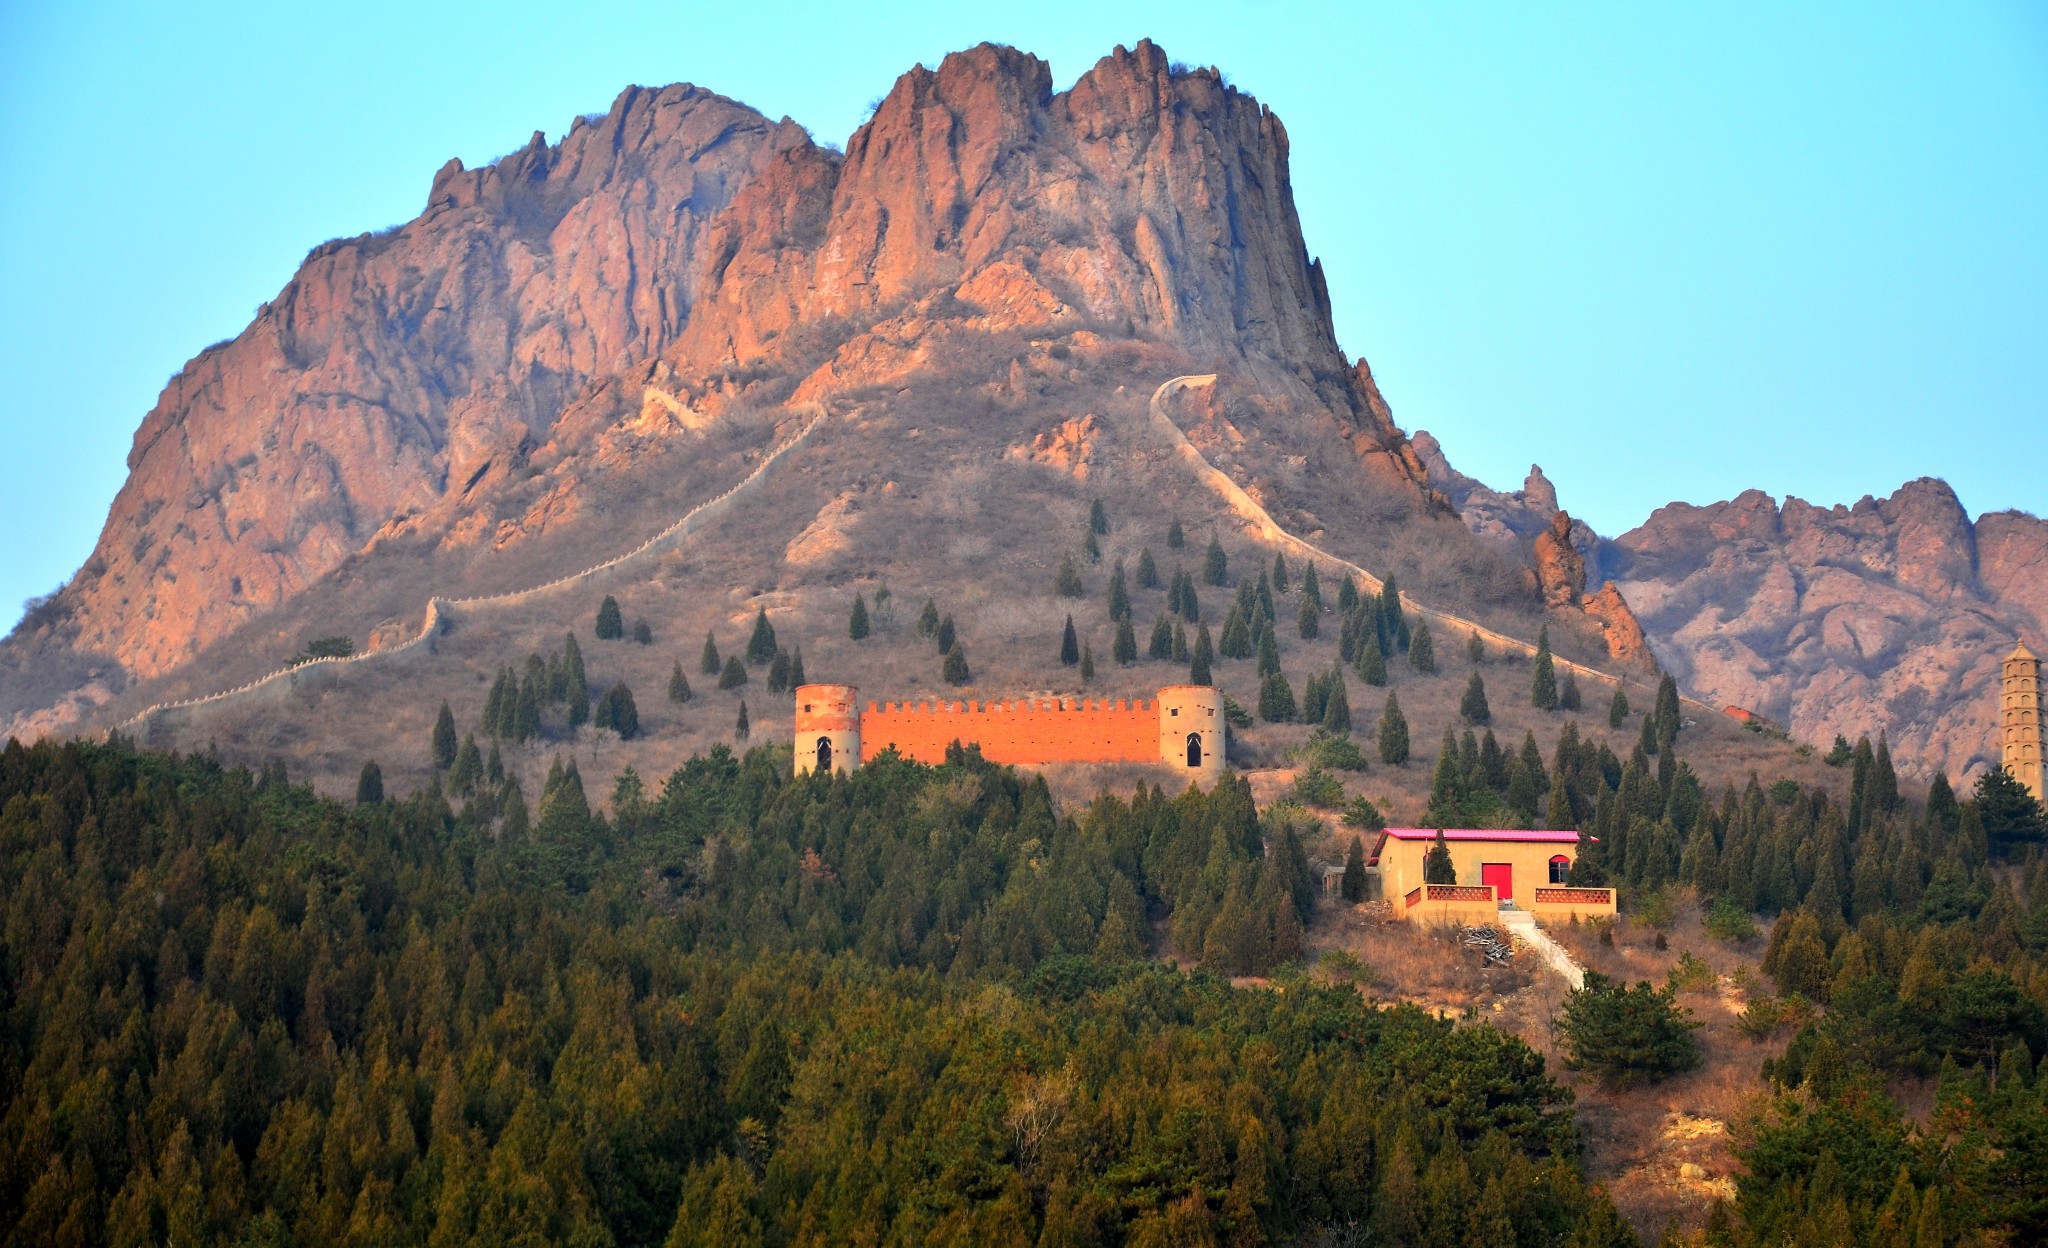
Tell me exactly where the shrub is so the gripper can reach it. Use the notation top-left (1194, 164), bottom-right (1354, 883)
top-left (1305, 728), bottom-right (1370, 772)
top-left (1292, 765), bottom-right (1345, 809)
top-left (595, 595), bottom-right (624, 640)
top-left (633, 619), bottom-right (653, 645)
top-left (291, 635), bottom-right (354, 665)
top-left (1706, 896), bottom-right (1760, 942)
top-left (1341, 796), bottom-right (1386, 831)
top-left (1559, 972), bottom-right (1703, 1084)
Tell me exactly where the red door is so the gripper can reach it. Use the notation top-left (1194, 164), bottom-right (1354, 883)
top-left (1481, 863), bottom-right (1513, 901)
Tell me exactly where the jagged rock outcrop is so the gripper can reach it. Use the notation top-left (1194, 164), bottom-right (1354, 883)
top-left (1601, 478), bottom-right (2048, 780)
top-left (1412, 432), bottom-right (1564, 545)
top-left (1533, 511), bottom-right (1588, 608)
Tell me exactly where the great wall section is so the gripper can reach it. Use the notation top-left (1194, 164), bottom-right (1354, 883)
top-left (103, 372), bottom-right (1689, 750)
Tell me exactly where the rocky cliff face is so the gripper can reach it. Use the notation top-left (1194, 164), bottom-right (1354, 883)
top-left (6, 40), bottom-right (1439, 729)
top-left (1599, 478), bottom-right (2048, 781)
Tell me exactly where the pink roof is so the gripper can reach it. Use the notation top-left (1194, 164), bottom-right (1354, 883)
top-left (1379, 827), bottom-right (1582, 843)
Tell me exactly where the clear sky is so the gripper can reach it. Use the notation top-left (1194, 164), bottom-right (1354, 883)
top-left (2, 1), bottom-right (2043, 630)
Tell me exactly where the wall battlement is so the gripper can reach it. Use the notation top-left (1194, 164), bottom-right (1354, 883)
top-left (793, 685), bottom-right (1223, 779)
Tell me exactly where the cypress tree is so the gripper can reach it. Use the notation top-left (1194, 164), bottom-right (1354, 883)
top-left (1378, 693), bottom-right (1410, 764)
top-left (746, 608), bottom-right (776, 664)
top-left (600, 682), bottom-right (639, 739)
top-left (1089, 497), bottom-right (1109, 535)
top-left (1467, 631), bottom-right (1486, 664)
top-left (1137, 547), bottom-right (1159, 589)
top-left (848, 593), bottom-right (871, 639)
top-left (1301, 562), bottom-right (1322, 612)
top-left (935, 614), bottom-right (956, 654)
top-left (1148, 615), bottom-right (1174, 660)
top-left (1167, 517), bottom-right (1186, 548)
top-left (431, 702), bottom-right (457, 770)
top-left (788, 649), bottom-right (805, 687)
top-left (1272, 552), bottom-right (1291, 594)
top-left (1342, 836), bottom-right (1368, 902)
top-left (449, 734), bottom-right (481, 796)
top-left (1080, 642), bottom-right (1095, 682)
top-left (1356, 635), bottom-right (1387, 686)
top-left (1256, 623), bottom-right (1282, 679)
top-left (1219, 604), bottom-right (1252, 659)
top-left (356, 760), bottom-right (384, 805)
top-left (917, 598), bottom-right (941, 637)
top-left (1927, 772), bottom-right (1960, 836)
top-left (1055, 555), bottom-right (1084, 598)
top-left (633, 619), bottom-right (653, 645)
top-left (1410, 618), bottom-right (1437, 673)
top-left (718, 655), bottom-right (748, 690)
top-left (1322, 669), bottom-right (1353, 733)
top-left (1204, 535), bottom-right (1228, 586)
top-left (1060, 615), bottom-right (1080, 666)
top-left (1257, 570), bottom-right (1276, 625)
top-left (483, 667), bottom-right (511, 736)
top-left (1108, 560), bottom-right (1130, 621)
top-left (564, 637), bottom-right (589, 728)
top-left (1380, 576), bottom-right (1403, 636)
top-left (735, 700), bottom-right (750, 740)
top-left (1113, 617), bottom-right (1138, 665)
top-left (1873, 732), bottom-right (1899, 815)
top-left (1460, 672), bottom-right (1492, 724)
top-left (1640, 710), bottom-right (1660, 756)
top-left (1425, 827), bottom-right (1457, 884)
top-left (943, 643), bottom-right (971, 685)
top-left (700, 632), bottom-right (721, 676)
top-left (1609, 687), bottom-right (1630, 729)
top-left (1848, 735), bottom-right (1874, 834)
top-left (669, 661), bottom-right (692, 704)
top-left (767, 649), bottom-right (792, 693)
top-left (1337, 574), bottom-right (1359, 613)
top-left (1561, 672), bottom-right (1582, 712)
top-left (1173, 620), bottom-right (1189, 662)
top-left (1190, 626), bottom-right (1214, 686)
top-left (1083, 529), bottom-right (1102, 563)
top-left (1531, 626), bottom-right (1559, 710)
top-left (515, 672), bottom-right (541, 741)
top-left (1654, 673), bottom-right (1681, 742)
top-left (1258, 671), bottom-right (1298, 722)
top-left (1298, 590), bottom-right (1321, 640)
top-left (486, 740), bottom-right (504, 785)
top-left (595, 594), bottom-right (624, 640)
top-left (1302, 672), bottom-right (1330, 726)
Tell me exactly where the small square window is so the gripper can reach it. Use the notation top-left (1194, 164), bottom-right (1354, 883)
top-left (1170, 708), bottom-right (1179, 716)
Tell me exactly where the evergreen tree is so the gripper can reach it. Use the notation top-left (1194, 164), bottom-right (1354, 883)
top-left (1258, 672), bottom-right (1298, 723)
top-left (767, 649), bottom-right (792, 693)
top-left (788, 649), bottom-right (805, 688)
top-left (1060, 615), bottom-right (1080, 666)
top-left (564, 636), bottom-right (589, 728)
top-left (1654, 673), bottom-right (1681, 743)
top-left (1303, 671), bottom-right (1330, 726)
top-left (1219, 603), bottom-right (1253, 659)
top-left (719, 656), bottom-right (748, 690)
top-left (1302, 562), bottom-right (1322, 612)
top-left (1298, 589), bottom-right (1321, 640)
top-left (1460, 672), bottom-right (1492, 724)
top-left (1191, 626), bottom-right (1214, 686)
top-left (1427, 731), bottom-right (1466, 825)
top-left (1531, 626), bottom-right (1559, 710)
top-left (356, 760), bottom-right (384, 805)
top-left (935, 614), bottom-right (956, 654)
top-left (1337, 574), bottom-right (1359, 613)
top-left (1174, 567), bottom-right (1200, 621)
top-left (917, 598), bottom-right (941, 637)
top-left (595, 594), bottom-right (624, 640)
top-left (1342, 836), bottom-right (1368, 902)
top-left (669, 662), bottom-right (692, 704)
top-left (1467, 631), bottom-right (1486, 664)
top-left (1172, 620), bottom-right (1189, 662)
top-left (1609, 686), bottom-right (1630, 729)
top-left (1561, 672), bottom-right (1582, 712)
top-left (1272, 551), bottom-right (1290, 593)
top-left (1080, 643), bottom-right (1095, 682)
top-left (1204, 535), bottom-right (1228, 586)
top-left (1409, 618), bottom-right (1437, 673)
top-left (1356, 635), bottom-right (1388, 686)
top-left (1083, 529), bottom-right (1101, 563)
top-left (1424, 828), bottom-right (1457, 884)
top-left (1055, 555), bottom-right (1084, 598)
top-left (701, 632), bottom-right (721, 676)
top-left (1873, 732), bottom-right (1899, 816)
top-left (633, 619), bottom-right (653, 645)
top-left (1167, 517), bottom-right (1186, 548)
top-left (735, 700), bottom-right (750, 740)
top-left (1257, 570), bottom-right (1276, 626)
top-left (1378, 693), bottom-right (1410, 764)
top-left (1089, 497), bottom-right (1109, 535)
top-left (1975, 766), bottom-right (2048, 855)
top-left (595, 682), bottom-right (640, 739)
top-left (449, 734), bottom-right (481, 795)
top-left (942, 643), bottom-right (972, 686)
top-left (483, 666), bottom-right (511, 736)
top-left (1148, 615), bottom-right (1174, 660)
top-left (1558, 973), bottom-right (1702, 1084)
top-left (1322, 669), bottom-right (1353, 733)
top-left (1113, 617), bottom-right (1138, 665)
top-left (1108, 560), bottom-right (1131, 621)
top-left (1926, 772), bottom-right (1960, 836)
top-left (1256, 625), bottom-right (1282, 679)
top-left (1137, 547), bottom-right (1159, 589)
top-left (485, 739), bottom-right (504, 785)
top-left (746, 608), bottom-right (777, 665)
top-left (515, 672), bottom-right (541, 741)
top-left (848, 593), bottom-right (870, 640)
top-left (431, 702), bottom-right (457, 770)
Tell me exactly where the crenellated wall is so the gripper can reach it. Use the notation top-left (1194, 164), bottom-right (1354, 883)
top-left (860, 697), bottom-right (1159, 766)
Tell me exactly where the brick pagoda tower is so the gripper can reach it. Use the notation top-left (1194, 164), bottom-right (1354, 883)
top-left (2003, 641), bottom-right (2046, 802)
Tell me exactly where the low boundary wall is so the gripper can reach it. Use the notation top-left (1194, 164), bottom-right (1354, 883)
top-left (860, 697), bottom-right (1157, 766)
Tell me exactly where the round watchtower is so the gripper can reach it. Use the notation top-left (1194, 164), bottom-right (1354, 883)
top-left (794, 684), bottom-right (861, 777)
top-left (1157, 685), bottom-right (1225, 781)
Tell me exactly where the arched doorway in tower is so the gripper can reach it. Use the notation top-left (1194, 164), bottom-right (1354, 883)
top-left (816, 737), bottom-right (833, 772)
top-left (1186, 732), bottom-right (1203, 768)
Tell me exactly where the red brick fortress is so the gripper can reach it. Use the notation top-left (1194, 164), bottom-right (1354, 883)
top-left (794, 684), bottom-right (1225, 781)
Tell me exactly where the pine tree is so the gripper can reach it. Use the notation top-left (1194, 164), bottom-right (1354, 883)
top-left (1148, 615), bottom-right (1174, 660)
top-left (449, 734), bottom-right (481, 795)
top-left (1256, 625), bottom-right (1282, 679)
top-left (1089, 497), bottom-right (1109, 535)
top-left (1108, 560), bottom-right (1130, 621)
top-left (633, 619), bottom-right (653, 645)
top-left (431, 702), bottom-right (457, 770)
top-left (719, 655), bottom-right (748, 690)
top-left (1113, 617), bottom-right (1138, 665)
top-left (1167, 517), bottom-right (1186, 548)
top-left (1298, 590), bottom-right (1320, 640)
top-left (1342, 836), bottom-right (1368, 902)
top-left (1172, 620), bottom-right (1189, 662)
top-left (1258, 672), bottom-right (1298, 722)
top-left (1190, 626), bottom-right (1214, 686)
top-left (1219, 604), bottom-right (1251, 659)
top-left (1654, 673), bottom-right (1681, 742)
top-left (767, 649), bottom-right (792, 693)
top-left (1054, 555), bottom-right (1084, 598)
top-left (935, 614), bottom-right (956, 654)
top-left (483, 666), bottom-right (511, 736)
top-left (1609, 686), bottom-right (1629, 729)
top-left (1257, 570), bottom-right (1276, 626)
top-left (1461, 672), bottom-right (1492, 724)
top-left (1356, 635), bottom-right (1387, 686)
top-left (701, 632), bottom-right (721, 676)
top-left (1337, 574), bottom-right (1359, 613)
top-left (735, 700), bottom-right (750, 740)
top-left (788, 649), bottom-right (805, 687)
top-left (1303, 671), bottom-right (1330, 726)
top-left (1060, 615), bottom-right (1080, 666)
top-left (1080, 643), bottom-right (1095, 682)
top-left (1561, 672), bottom-right (1582, 712)
top-left (515, 672), bottom-right (541, 741)
top-left (1410, 618), bottom-right (1436, 673)
top-left (669, 662), bottom-right (692, 704)
top-left (1378, 693), bottom-right (1410, 764)
top-left (1301, 562), bottom-right (1322, 612)
top-left (1322, 669), bottom-right (1353, 733)
top-left (1467, 631), bottom-right (1486, 664)
top-left (595, 595), bottom-right (624, 640)
top-left (1424, 827), bottom-right (1457, 884)
top-left (917, 598), bottom-right (941, 637)
top-left (486, 740), bottom-right (504, 785)
top-left (1137, 547), bottom-right (1159, 589)
top-left (1272, 551), bottom-right (1291, 594)
top-left (356, 760), bottom-right (384, 805)
top-left (1531, 626), bottom-right (1559, 710)
top-left (564, 636), bottom-right (589, 728)
top-left (746, 609), bottom-right (776, 664)
top-left (943, 643), bottom-right (971, 685)
top-left (1204, 535), bottom-right (1228, 586)
top-left (848, 593), bottom-right (870, 640)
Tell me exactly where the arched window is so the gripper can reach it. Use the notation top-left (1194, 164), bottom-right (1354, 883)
top-left (1186, 732), bottom-right (1203, 768)
top-left (1549, 855), bottom-right (1571, 884)
top-left (816, 737), bottom-right (833, 771)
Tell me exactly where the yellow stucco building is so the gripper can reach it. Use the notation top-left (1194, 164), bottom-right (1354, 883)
top-left (1371, 827), bottom-right (1615, 923)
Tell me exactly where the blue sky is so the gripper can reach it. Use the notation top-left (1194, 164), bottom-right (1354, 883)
top-left (2, 1), bottom-right (2043, 629)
